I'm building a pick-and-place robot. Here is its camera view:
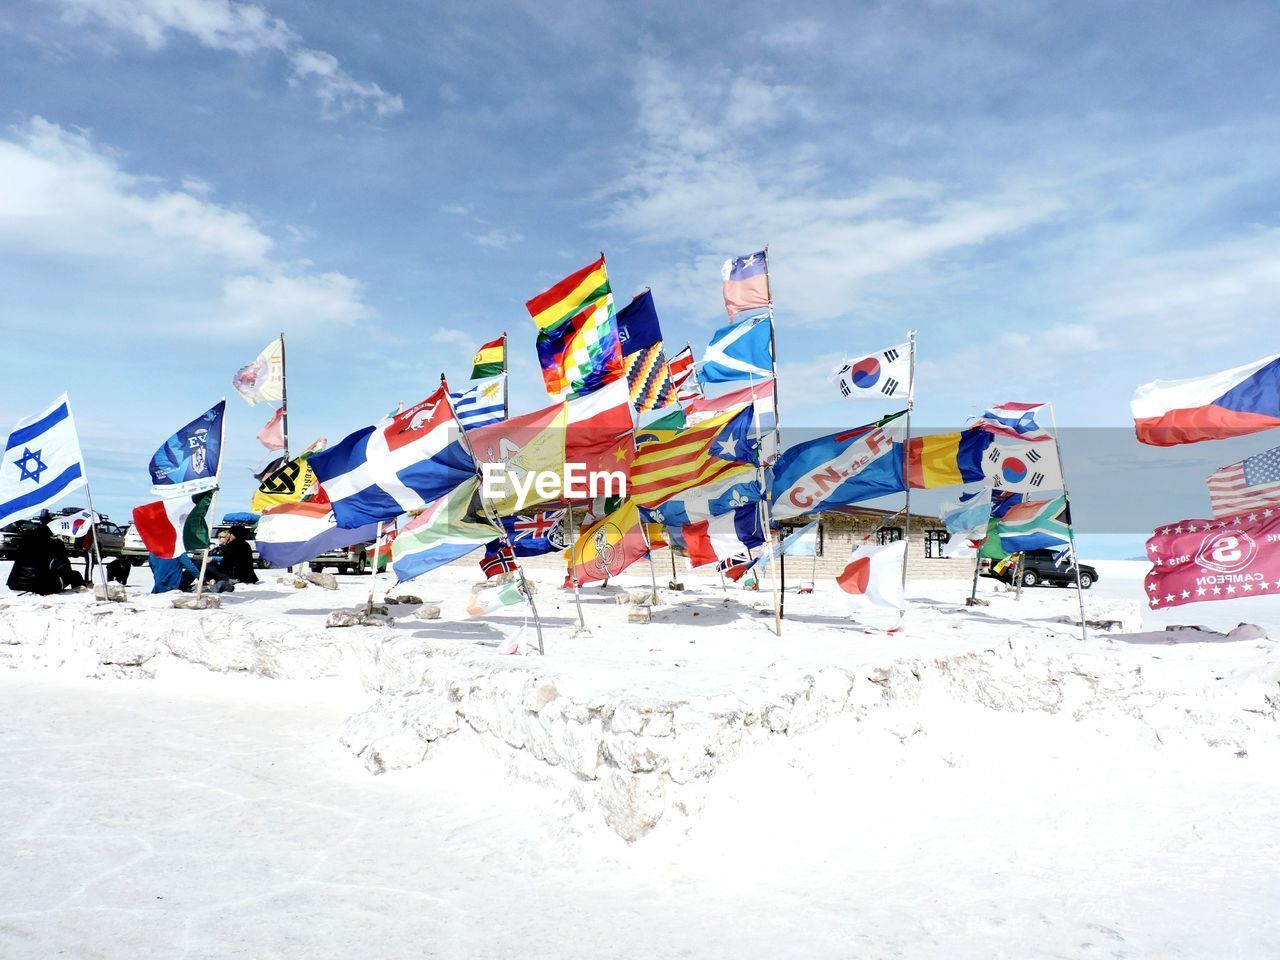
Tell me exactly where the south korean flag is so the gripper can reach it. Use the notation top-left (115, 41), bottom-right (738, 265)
top-left (829, 343), bottom-right (911, 401)
top-left (984, 437), bottom-right (1064, 493)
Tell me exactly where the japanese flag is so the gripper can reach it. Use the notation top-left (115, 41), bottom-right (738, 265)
top-left (836, 539), bottom-right (906, 611)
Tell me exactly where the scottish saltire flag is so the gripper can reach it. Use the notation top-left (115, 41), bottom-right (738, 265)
top-left (308, 385), bottom-right (475, 528)
top-left (700, 313), bottom-right (774, 384)
top-left (830, 344), bottom-right (911, 400)
top-left (0, 394), bottom-right (88, 525)
top-left (450, 375), bottom-right (506, 429)
top-left (640, 464), bottom-right (761, 528)
top-left (391, 479), bottom-right (499, 583)
top-left (770, 414), bottom-right (906, 520)
top-left (149, 401), bottom-right (225, 497)
top-left (973, 401), bottom-right (1050, 439)
top-left (721, 250), bottom-right (770, 317)
top-left (997, 495), bottom-right (1071, 553)
top-left (983, 436), bottom-right (1063, 494)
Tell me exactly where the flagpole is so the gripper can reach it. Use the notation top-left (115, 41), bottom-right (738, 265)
top-left (760, 245), bottom-right (782, 636)
top-left (441, 375), bottom-right (546, 654)
top-left (502, 332), bottom-right (509, 421)
top-left (1048, 402), bottom-right (1087, 643)
top-left (193, 399), bottom-right (226, 601)
top-left (899, 330), bottom-right (917, 615)
top-left (68, 397), bottom-right (109, 600)
top-left (565, 505), bottom-right (588, 634)
top-left (641, 522), bottom-right (659, 605)
top-left (279, 332), bottom-right (290, 461)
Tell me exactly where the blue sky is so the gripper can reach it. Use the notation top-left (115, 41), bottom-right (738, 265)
top-left (3, 0), bottom-right (1280, 557)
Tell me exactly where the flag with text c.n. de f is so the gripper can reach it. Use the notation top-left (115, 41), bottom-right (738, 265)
top-left (571, 500), bottom-right (648, 584)
top-left (769, 413), bottom-right (906, 520)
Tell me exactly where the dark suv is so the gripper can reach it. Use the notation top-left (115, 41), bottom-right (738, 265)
top-left (991, 549), bottom-right (1099, 589)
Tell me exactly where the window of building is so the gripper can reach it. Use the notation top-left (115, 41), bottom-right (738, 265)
top-left (924, 529), bottom-right (948, 558)
top-left (876, 526), bottom-right (903, 545)
top-left (781, 522), bottom-right (825, 556)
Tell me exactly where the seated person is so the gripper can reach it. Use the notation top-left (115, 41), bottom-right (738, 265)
top-left (148, 553), bottom-right (201, 594)
top-left (7, 524), bottom-right (86, 595)
top-left (207, 526), bottom-right (259, 587)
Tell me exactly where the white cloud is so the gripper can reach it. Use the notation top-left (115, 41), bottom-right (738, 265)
top-left (0, 116), bottom-right (271, 265)
top-left (222, 272), bottom-right (371, 330)
top-left (0, 116), bottom-right (374, 333)
top-left (56, 0), bottom-right (401, 118)
top-left (470, 227), bottom-right (524, 249)
top-left (603, 58), bottom-right (1060, 324)
top-left (1086, 230), bottom-right (1280, 346)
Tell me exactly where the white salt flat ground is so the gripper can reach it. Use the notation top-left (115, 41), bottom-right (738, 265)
top-left (2, 558), bottom-right (1279, 958)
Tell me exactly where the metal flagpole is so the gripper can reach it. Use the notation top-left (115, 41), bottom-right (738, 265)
top-left (641, 522), bottom-right (659, 605)
top-left (968, 546), bottom-right (983, 603)
top-left (1048, 402), bottom-right (1087, 642)
top-left (193, 399), bottom-right (227, 601)
top-left (899, 330), bottom-right (917, 615)
top-left (811, 522), bottom-right (819, 590)
top-left (365, 520), bottom-right (384, 615)
top-left (442, 375), bottom-right (545, 654)
top-left (565, 506), bottom-right (588, 634)
top-left (63, 395), bottom-right (108, 599)
top-left (501, 332), bottom-right (509, 421)
top-left (759, 245), bottom-right (782, 636)
top-left (279, 332), bottom-right (290, 461)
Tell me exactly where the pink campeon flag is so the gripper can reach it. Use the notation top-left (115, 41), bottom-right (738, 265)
top-left (721, 250), bottom-right (770, 317)
top-left (1144, 511), bottom-right (1280, 609)
top-left (257, 407), bottom-right (285, 451)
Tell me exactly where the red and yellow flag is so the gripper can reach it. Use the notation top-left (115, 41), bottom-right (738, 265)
top-left (571, 500), bottom-right (647, 584)
top-left (525, 256), bottom-right (611, 331)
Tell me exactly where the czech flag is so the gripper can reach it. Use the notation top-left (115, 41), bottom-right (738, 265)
top-left (1132, 353), bottom-right (1280, 446)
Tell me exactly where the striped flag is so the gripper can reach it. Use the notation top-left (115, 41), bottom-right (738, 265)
top-left (525, 255), bottom-right (611, 330)
top-left (471, 336), bottom-right (506, 379)
top-left (450, 375), bottom-right (506, 429)
top-left (390, 479), bottom-right (499, 583)
top-left (1207, 445), bottom-right (1280, 519)
top-left (629, 407), bottom-right (755, 510)
top-left (668, 345), bottom-right (702, 403)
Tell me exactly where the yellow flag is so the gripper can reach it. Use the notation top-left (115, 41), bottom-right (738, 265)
top-left (250, 457), bottom-right (317, 513)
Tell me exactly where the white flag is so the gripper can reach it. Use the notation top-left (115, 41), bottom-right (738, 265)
top-left (830, 343), bottom-right (911, 400)
top-left (232, 337), bottom-right (285, 406)
top-left (983, 436), bottom-right (1063, 494)
top-left (0, 394), bottom-right (88, 526)
top-left (836, 539), bottom-right (905, 611)
top-left (47, 508), bottom-right (99, 541)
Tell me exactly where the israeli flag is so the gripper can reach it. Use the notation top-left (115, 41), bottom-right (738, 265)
top-left (0, 394), bottom-right (88, 525)
top-left (700, 313), bottom-right (774, 384)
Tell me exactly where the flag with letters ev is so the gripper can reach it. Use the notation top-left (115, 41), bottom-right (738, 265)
top-left (0, 394), bottom-right (88, 526)
top-left (829, 343), bottom-right (911, 400)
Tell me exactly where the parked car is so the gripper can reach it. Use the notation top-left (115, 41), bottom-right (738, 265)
top-left (120, 524), bottom-right (151, 566)
top-left (50, 515), bottom-right (128, 558)
top-left (0, 519), bottom-right (41, 560)
top-left (307, 540), bottom-right (387, 575)
top-left (985, 549), bottom-right (1098, 589)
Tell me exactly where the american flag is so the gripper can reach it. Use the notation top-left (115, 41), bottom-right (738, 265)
top-left (1207, 444), bottom-right (1280, 518)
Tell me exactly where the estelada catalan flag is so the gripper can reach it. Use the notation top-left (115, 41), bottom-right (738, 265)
top-left (906, 428), bottom-right (993, 489)
top-left (525, 255), bottom-right (611, 331)
top-left (471, 336), bottom-right (506, 379)
top-left (629, 407), bottom-right (755, 509)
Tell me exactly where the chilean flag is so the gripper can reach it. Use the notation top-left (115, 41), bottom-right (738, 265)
top-left (1132, 354), bottom-right (1280, 446)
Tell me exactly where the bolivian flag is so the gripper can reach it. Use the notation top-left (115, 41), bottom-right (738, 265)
top-left (471, 336), bottom-right (506, 379)
top-left (906, 428), bottom-right (993, 489)
top-left (525, 255), bottom-right (611, 331)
